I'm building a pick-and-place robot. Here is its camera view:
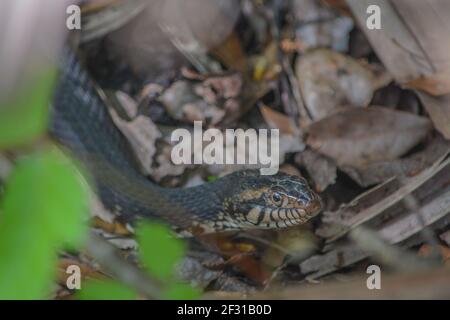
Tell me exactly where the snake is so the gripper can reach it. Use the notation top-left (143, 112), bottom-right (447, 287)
top-left (50, 48), bottom-right (322, 233)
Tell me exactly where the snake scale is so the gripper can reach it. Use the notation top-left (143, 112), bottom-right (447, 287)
top-left (50, 49), bottom-right (322, 233)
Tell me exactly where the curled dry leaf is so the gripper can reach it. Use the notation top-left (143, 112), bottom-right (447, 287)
top-left (151, 142), bottom-right (188, 182)
top-left (306, 107), bottom-right (432, 168)
top-left (108, 107), bottom-right (162, 175)
top-left (403, 73), bottom-right (450, 96)
top-left (295, 49), bottom-right (377, 121)
top-left (159, 75), bottom-right (242, 125)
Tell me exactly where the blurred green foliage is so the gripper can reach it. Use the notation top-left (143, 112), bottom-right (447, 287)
top-left (77, 279), bottom-right (136, 300)
top-left (0, 148), bottom-right (88, 299)
top-left (79, 222), bottom-right (200, 300)
top-left (0, 65), bottom-right (198, 300)
top-left (0, 66), bottom-right (89, 299)
top-left (164, 282), bottom-right (201, 300)
top-left (137, 222), bottom-right (185, 281)
top-left (0, 70), bottom-right (56, 149)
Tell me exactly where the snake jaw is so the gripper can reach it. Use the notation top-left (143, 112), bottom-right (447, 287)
top-left (240, 201), bottom-right (321, 229)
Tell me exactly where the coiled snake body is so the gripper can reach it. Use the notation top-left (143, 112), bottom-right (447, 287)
top-left (50, 50), bottom-right (322, 233)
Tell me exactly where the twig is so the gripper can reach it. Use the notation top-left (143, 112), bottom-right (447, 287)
top-left (85, 232), bottom-right (162, 299)
top-left (269, 0), bottom-right (310, 126)
top-left (400, 186), bottom-right (441, 261)
top-left (326, 153), bottom-right (450, 243)
top-left (349, 226), bottom-right (439, 272)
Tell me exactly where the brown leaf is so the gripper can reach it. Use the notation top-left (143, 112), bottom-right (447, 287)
top-left (295, 149), bottom-right (337, 191)
top-left (92, 216), bottom-right (133, 236)
top-left (210, 32), bottom-right (247, 73)
top-left (226, 254), bottom-right (272, 286)
top-left (295, 49), bottom-right (377, 121)
top-left (306, 107), bottom-right (432, 167)
top-left (345, 0), bottom-right (450, 139)
top-left (57, 257), bottom-right (106, 287)
top-left (403, 73), bottom-right (450, 96)
top-left (108, 107), bottom-right (162, 176)
top-left (340, 136), bottom-right (450, 187)
top-left (106, 0), bottom-right (240, 76)
top-left (259, 105), bottom-right (297, 135)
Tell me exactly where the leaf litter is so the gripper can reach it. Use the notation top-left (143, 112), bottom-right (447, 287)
top-left (58, 0), bottom-right (450, 298)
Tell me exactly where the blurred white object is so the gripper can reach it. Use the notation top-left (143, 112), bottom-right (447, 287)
top-left (0, 0), bottom-right (73, 102)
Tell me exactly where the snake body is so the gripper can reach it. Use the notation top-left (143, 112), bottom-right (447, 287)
top-left (50, 49), bottom-right (322, 233)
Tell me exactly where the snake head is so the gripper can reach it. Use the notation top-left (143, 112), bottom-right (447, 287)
top-left (219, 170), bottom-right (322, 230)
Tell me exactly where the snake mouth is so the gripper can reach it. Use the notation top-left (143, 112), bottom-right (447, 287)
top-left (244, 197), bottom-right (322, 229)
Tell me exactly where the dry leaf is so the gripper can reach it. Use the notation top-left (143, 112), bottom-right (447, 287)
top-left (108, 107), bottom-right (162, 175)
top-left (57, 257), bottom-right (105, 287)
top-left (177, 251), bottom-right (224, 288)
top-left (296, 49), bottom-right (377, 121)
top-left (306, 107), bottom-right (432, 167)
top-left (92, 216), bottom-right (133, 236)
top-left (259, 105), bottom-right (297, 135)
top-left (403, 73), bottom-right (450, 96)
top-left (295, 149), bottom-right (337, 191)
top-left (106, 0), bottom-right (239, 76)
top-left (346, 0), bottom-right (450, 139)
top-left (210, 32), bottom-right (247, 73)
top-left (341, 136), bottom-right (450, 186)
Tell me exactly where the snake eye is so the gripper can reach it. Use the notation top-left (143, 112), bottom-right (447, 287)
top-left (271, 192), bottom-right (282, 206)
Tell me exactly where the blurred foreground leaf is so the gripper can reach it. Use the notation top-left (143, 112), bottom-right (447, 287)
top-left (0, 69), bottom-right (56, 149)
top-left (164, 282), bottom-right (201, 300)
top-left (0, 148), bottom-right (88, 299)
top-left (137, 222), bottom-right (185, 281)
top-left (78, 279), bottom-right (136, 300)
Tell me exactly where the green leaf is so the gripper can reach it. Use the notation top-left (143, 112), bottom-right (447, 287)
top-left (0, 69), bottom-right (56, 149)
top-left (164, 282), bottom-right (201, 300)
top-left (78, 279), bottom-right (136, 300)
top-left (136, 222), bottom-right (185, 281)
top-left (0, 148), bottom-right (88, 299)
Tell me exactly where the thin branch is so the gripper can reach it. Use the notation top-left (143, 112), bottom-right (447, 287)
top-left (85, 232), bottom-right (163, 299)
